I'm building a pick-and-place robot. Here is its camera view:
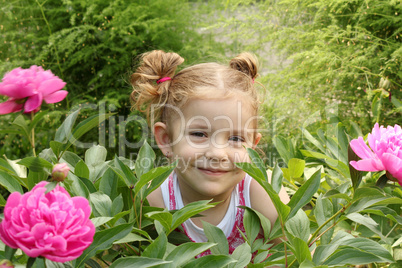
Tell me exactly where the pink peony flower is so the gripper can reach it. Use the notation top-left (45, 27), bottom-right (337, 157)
top-left (52, 163), bottom-right (70, 182)
top-left (0, 66), bottom-right (67, 114)
top-left (0, 181), bottom-right (95, 263)
top-left (350, 123), bottom-right (402, 186)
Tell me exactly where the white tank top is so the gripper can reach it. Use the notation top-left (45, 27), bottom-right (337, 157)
top-left (161, 172), bottom-right (252, 242)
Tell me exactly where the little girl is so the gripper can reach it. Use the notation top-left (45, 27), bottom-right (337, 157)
top-left (130, 50), bottom-right (289, 256)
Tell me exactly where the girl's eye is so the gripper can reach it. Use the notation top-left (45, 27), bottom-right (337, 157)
top-left (190, 131), bottom-right (207, 138)
top-left (229, 136), bottom-right (245, 142)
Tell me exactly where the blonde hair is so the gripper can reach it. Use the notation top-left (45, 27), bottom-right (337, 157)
top-left (130, 50), bottom-right (259, 123)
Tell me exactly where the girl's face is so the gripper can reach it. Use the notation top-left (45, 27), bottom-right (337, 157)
top-left (156, 96), bottom-right (261, 203)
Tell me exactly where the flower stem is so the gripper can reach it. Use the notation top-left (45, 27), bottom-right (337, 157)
top-left (31, 112), bottom-right (36, 157)
top-left (308, 202), bottom-right (351, 247)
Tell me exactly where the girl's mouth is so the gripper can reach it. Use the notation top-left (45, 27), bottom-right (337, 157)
top-left (198, 168), bottom-right (229, 176)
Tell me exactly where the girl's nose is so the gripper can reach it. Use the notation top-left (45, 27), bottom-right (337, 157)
top-left (205, 144), bottom-right (229, 162)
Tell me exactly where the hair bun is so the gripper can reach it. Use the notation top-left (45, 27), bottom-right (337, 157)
top-left (229, 52), bottom-right (258, 80)
top-left (130, 50), bottom-right (184, 121)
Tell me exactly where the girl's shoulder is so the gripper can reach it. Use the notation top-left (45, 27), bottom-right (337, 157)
top-left (249, 170), bottom-right (290, 225)
top-left (147, 187), bottom-right (165, 208)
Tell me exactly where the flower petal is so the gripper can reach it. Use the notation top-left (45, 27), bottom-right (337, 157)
top-left (350, 137), bottom-right (375, 159)
top-left (0, 83), bottom-right (35, 99)
top-left (382, 153), bottom-right (402, 184)
top-left (0, 99), bottom-right (23, 115)
top-left (43, 90), bottom-right (68, 104)
top-left (350, 159), bottom-right (384, 172)
top-left (38, 78), bottom-right (66, 96)
top-left (24, 94), bottom-right (43, 113)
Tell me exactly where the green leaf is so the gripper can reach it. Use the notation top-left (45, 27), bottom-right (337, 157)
top-left (287, 234), bottom-right (312, 264)
top-left (111, 194), bottom-right (124, 216)
top-left (44, 259), bottom-right (74, 268)
top-left (165, 242), bottom-right (215, 267)
top-left (203, 221), bottom-right (229, 255)
top-left (229, 242), bottom-right (252, 268)
top-left (285, 209), bottom-right (310, 242)
top-left (55, 109), bottom-right (80, 143)
top-left (91, 217), bottom-right (114, 227)
top-left (182, 255), bottom-right (236, 268)
top-left (142, 232), bottom-right (167, 259)
top-left (314, 195), bottom-right (334, 245)
top-left (0, 193), bottom-right (6, 206)
top-left (271, 164), bottom-right (284, 194)
top-left (323, 189), bottom-right (350, 201)
top-left (74, 160), bottom-right (90, 179)
top-left (5, 245), bottom-right (17, 261)
top-left (246, 148), bottom-right (268, 182)
top-left (90, 192), bottom-right (112, 217)
top-left (145, 211), bottom-right (173, 232)
top-left (371, 92), bottom-right (382, 122)
top-left (301, 128), bottom-right (325, 153)
top-left (70, 113), bottom-right (115, 146)
top-left (99, 168), bottom-right (119, 201)
top-left (273, 135), bottom-right (294, 164)
top-left (336, 123), bottom-right (349, 161)
top-left (45, 181), bottom-right (58, 194)
top-left (135, 140), bottom-right (156, 180)
top-left (75, 223), bottom-right (133, 268)
top-left (345, 213), bottom-right (384, 240)
top-left (300, 149), bottom-right (350, 178)
top-left (27, 170), bottom-right (48, 190)
top-left (348, 144), bottom-right (362, 191)
top-left (391, 95), bottom-right (402, 108)
top-left (171, 200), bottom-right (216, 232)
top-left (0, 171), bottom-right (24, 194)
top-left (17, 157), bottom-right (53, 172)
top-left (287, 169), bottom-right (321, 219)
top-left (50, 141), bottom-right (64, 159)
top-left (12, 115), bottom-right (30, 141)
top-left (109, 211), bottom-right (130, 227)
top-left (29, 111), bottom-right (58, 133)
top-left (236, 162), bottom-right (290, 223)
top-left (108, 257), bottom-right (171, 268)
top-left (288, 158), bottom-right (305, 179)
top-left (353, 187), bottom-right (385, 201)
top-left (145, 163), bottom-right (176, 197)
top-left (78, 176), bottom-right (97, 193)
top-left (243, 208), bottom-right (261, 244)
top-left (113, 156), bottom-right (137, 187)
top-left (323, 248), bottom-right (388, 266)
top-left (63, 173), bottom-right (90, 199)
top-left (240, 206), bottom-right (271, 241)
top-left (113, 233), bottom-right (148, 244)
top-left (135, 164), bottom-right (176, 198)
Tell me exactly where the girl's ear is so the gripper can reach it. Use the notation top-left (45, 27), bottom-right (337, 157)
top-left (153, 122), bottom-right (171, 154)
top-left (252, 133), bottom-right (262, 149)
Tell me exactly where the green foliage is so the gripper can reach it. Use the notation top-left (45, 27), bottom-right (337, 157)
top-left (0, 0), bottom-right (227, 160)
top-left (0, 111), bottom-right (400, 267)
top-left (205, 0), bottom-right (401, 138)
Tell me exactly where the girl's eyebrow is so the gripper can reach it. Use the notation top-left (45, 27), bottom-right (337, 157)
top-left (187, 123), bottom-right (210, 129)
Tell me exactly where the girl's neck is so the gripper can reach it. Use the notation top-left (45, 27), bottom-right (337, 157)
top-left (178, 180), bottom-right (234, 227)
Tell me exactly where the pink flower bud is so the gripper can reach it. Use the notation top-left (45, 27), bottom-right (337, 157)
top-left (0, 260), bottom-right (14, 268)
top-left (51, 163), bottom-right (70, 182)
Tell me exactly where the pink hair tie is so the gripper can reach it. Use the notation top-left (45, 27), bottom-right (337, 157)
top-left (157, 77), bottom-right (171, 84)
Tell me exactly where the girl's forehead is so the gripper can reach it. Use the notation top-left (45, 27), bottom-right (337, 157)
top-left (167, 97), bottom-right (258, 128)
